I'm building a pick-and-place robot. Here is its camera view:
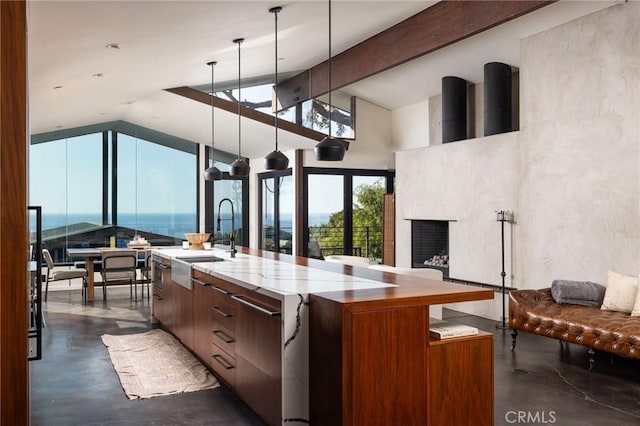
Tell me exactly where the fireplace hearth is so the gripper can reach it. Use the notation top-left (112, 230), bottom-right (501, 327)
top-left (411, 220), bottom-right (449, 278)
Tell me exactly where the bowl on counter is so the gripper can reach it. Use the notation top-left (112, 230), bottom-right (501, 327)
top-left (184, 233), bottom-right (211, 250)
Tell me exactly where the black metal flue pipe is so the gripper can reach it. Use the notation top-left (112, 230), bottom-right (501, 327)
top-left (484, 62), bottom-right (512, 136)
top-left (441, 76), bottom-right (467, 143)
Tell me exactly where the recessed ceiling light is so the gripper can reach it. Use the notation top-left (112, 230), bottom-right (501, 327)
top-left (122, 100), bottom-right (136, 105)
top-left (93, 73), bottom-right (104, 78)
top-left (106, 43), bottom-right (121, 49)
top-left (53, 85), bottom-right (63, 89)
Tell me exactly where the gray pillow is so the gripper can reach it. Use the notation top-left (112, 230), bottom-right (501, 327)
top-left (551, 280), bottom-right (606, 307)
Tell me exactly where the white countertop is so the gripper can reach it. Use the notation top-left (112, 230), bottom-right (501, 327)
top-left (152, 247), bottom-right (395, 297)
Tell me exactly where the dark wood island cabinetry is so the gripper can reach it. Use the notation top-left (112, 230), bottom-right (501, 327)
top-left (309, 290), bottom-right (494, 425)
top-left (152, 248), bottom-right (494, 425)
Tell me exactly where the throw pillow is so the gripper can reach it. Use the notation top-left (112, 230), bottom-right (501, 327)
top-left (631, 275), bottom-right (640, 316)
top-left (550, 280), bottom-right (606, 307)
top-left (601, 271), bottom-right (639, 313)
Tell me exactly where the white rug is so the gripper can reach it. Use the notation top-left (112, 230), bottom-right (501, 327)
top-left (101, 329), bottom-right (219, 400)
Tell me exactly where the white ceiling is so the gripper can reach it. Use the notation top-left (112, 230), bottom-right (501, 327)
top-left (28, 0), bottom-right (616, 158)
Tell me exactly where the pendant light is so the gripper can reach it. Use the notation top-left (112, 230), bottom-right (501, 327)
top-left (264, 6), bottom-right (289, 171)
top-left (229, 38), bottom-right (251, 177)
top-left (203, 61), bottom-right (222, 181)
top-left (314, 0), bottom-right (346, 161)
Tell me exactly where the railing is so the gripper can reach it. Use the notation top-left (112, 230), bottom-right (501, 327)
top-left (309, 225), bottom-right (382, 259)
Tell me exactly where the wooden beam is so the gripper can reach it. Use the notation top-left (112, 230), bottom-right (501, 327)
top-left (277, 0), bottom-right (555, 109)
top-left (165, 86), bottom-right (328, 142)
top-left (0, 0), bottom-right (29, 423)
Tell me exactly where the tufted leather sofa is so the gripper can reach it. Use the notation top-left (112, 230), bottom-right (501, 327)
top-left (509, 288), bottom-right (640, 369)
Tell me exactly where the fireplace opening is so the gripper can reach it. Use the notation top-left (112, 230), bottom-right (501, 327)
top-left (411, 220), bottom-right (449, 278)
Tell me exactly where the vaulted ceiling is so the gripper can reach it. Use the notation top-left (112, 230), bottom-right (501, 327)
top-left (28, 1), bottom-right (616, 158)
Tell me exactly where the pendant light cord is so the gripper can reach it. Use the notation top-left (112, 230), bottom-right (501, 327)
top-left (273, 7), bottom-right (279, 151)
top-left (328, 0), bottom-right (333, 139)
top-left (208, 61), bottom-right (216, 166)
top-left (235, 39), bottom-right (243, 160)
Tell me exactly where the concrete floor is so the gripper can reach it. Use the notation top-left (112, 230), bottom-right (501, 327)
top-left (31, 286), bottom-right (640, 425)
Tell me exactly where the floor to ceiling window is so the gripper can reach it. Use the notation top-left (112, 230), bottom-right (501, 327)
top-left (29, 126), bottom-right (201, 261)
top-left (117, 133), bottom-right (197, 239)
top-left (29, 132), bottom-right (103, 262)
top-left (258, 170), bottom-right (293, 254)
top-left (303, 168), bottom-right (393, 260)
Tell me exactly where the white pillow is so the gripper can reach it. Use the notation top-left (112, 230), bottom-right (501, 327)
top-left (600, 271), bottom-right (639, 313)
top-left (631, 275), bottom-right (640, 316)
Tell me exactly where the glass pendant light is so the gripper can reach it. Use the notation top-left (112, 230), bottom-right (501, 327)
top-left (314, 0), bottom-right (346, 161)
top-left (203, 61), bottom-right (222, 181)
top-left (229, 38), bottom-right (250, 177)
top-left (264, 6), bottom-right (289, 171)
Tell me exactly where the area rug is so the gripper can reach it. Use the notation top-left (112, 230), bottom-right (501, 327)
top-left (101, 329), bottom-right (219, 400)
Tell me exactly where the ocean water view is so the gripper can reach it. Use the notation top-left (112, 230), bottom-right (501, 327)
top-left (34, 212), bottom-right (332, 240)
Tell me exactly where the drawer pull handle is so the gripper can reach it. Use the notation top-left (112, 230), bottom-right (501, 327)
top-left (211, 306), bottom-right (233, 318)
top-left (212, 354), bottom-right (234, 370)
top-left (231, 295), bottom-right (281, 316)
top-left (212, 285), bottom-right (231, 295)
top-left (213, 330), bottom-right (234, 343)
top-left (191, 277), bottom-right (209, 286)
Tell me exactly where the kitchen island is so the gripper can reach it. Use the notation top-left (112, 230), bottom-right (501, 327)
top-left (151, 246), bottom-right (494, 425)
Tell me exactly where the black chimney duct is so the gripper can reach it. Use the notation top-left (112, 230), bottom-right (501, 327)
top-left (484, 62), bottom-right (512, 136)
top-left (442, 76), bottom-right (467, 143)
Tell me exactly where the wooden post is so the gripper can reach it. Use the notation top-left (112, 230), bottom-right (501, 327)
top-left (0, 1), bottom-right (29, 424)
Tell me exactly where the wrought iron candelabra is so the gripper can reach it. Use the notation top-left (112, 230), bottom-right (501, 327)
top-left (496, 210), bottom-right (512, 329)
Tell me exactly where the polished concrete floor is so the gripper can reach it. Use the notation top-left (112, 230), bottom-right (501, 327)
top-left (32, 285), bottom-right (640, 425)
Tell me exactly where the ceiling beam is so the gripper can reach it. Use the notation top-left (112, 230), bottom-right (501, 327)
top-left (277, 0), bottom-right (555, 109)
top-left (165, 86), bottom-right (329, 142)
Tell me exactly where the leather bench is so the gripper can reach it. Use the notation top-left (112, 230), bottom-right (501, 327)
top-left (509, 288), bottom-right (640, 370)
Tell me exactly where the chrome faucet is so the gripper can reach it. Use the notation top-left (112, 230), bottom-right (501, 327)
top-left (216, 198), bottom-right (237, 258)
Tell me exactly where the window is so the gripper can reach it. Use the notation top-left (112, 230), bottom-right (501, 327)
top-left (203, 164), bottom-right (249, 247)
top-left (29, 125), bottom-right (204, 262)
top-left (29, 133), bottom-right (103, 262)
top-left (258, 170), bottom-right (293, 254)
top-left (117, 133), bottom-right (197, 239)
top-left (303, 168), bottom-right (393, 260)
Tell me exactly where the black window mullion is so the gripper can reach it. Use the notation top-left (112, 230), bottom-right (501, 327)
top-left (111, 131), bottom-right (118, 226)
top-left (102, 131), bottom-right (109, 225)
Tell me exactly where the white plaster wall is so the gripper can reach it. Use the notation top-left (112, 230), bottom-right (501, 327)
top-left (395, 132), bottom-right (518, 286)
top-left (391, 100), bottom-right (429, 152)
top-left (394, 2), bottom-right (640, 320)
top-left (516, 2), bottom-right (640, 288)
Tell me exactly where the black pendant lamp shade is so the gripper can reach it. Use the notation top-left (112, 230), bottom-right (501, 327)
top-left (314, 135), bottom-right (345, 161)
top-left (314, 0), bottom-right (346, 161)
top-left (229, 38), bottom-right (250, 178)
top-left (264, 6), bottom-right (290, 171)
top-left (203, 61), bottom-right (222, 181)
top-left (229, 157), bottom-right (250, 177)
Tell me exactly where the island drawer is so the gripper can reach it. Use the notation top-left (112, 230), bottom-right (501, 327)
top-left (211, 323), bottom-right (236, 356)
top-left (209, 276), bottom-right (245, 296)
top-left (211, 294), bottom-right (237, 332)
top-left (211, 343), bottom-right (236, 387)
